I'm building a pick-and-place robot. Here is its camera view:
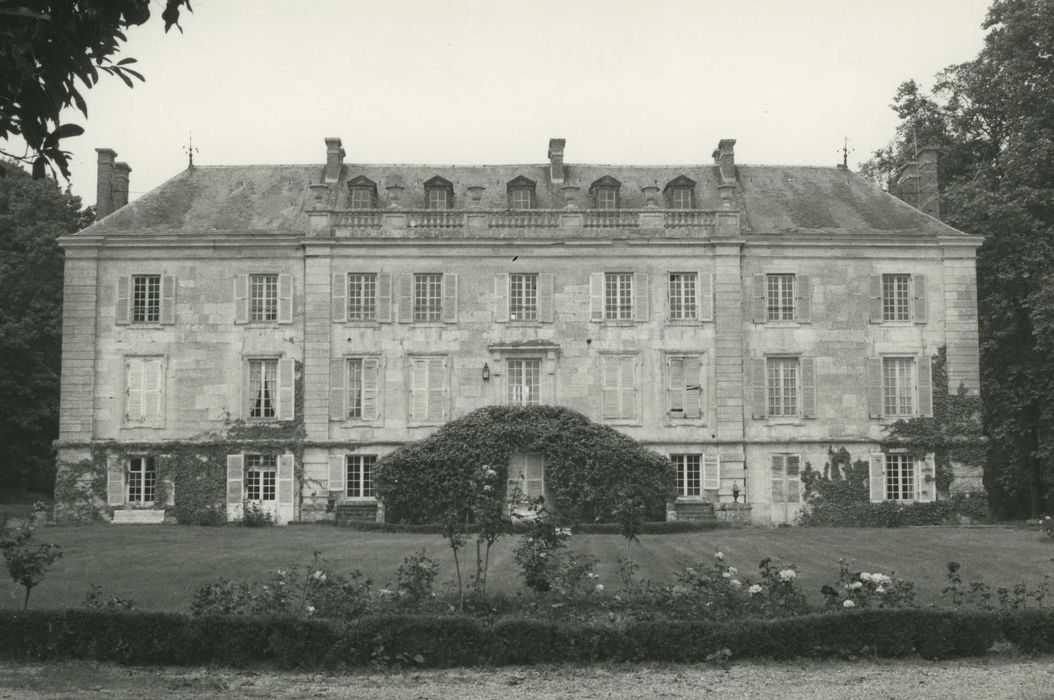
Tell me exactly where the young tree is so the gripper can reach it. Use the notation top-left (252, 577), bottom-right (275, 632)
top-left (1, 511), bottom-right (62, 609)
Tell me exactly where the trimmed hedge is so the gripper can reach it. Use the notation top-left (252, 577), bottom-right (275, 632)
top-left (335, 519), bottom-right (733, 535)
top-left (0, 608), bottom-right (1030, 669)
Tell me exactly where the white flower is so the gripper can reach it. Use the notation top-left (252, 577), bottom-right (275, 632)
top-left (379, 588), bottom-right (393, 597)
top-left (850, 582), bottom-right (863, 590)
top-left (587, 573), bottom-right (598, 580)
top-left (872, 573), bottom-right (892, 585)
top-left (843, 599), bottom-right (855, 608)
top-left (778, 569), bottom-right (797, 581)
top-left (722, 572), bottom-right (731, 579)
top-left (728, 567), bottom-right (738, 576)
top-left (715, 552), bottom-right (725, 561)
top-left (875, 586), bottom-right (887, 595)
top-left (686, 567), bottom-right (697, 576)
top-left (557, 528), bottom-right (572, 537)
top-left (860, 572), bottom-right (873, 582)
top-left (312, 570), bottom-right (327, 582)
top-left (306, 605), bottom-right (316, 614)
top-left (730, 579), bottom-right (742, 588)
top-left (485, 468), bottom-right (497, 478)
top-left (749, 584), bottom-right (763, 595)
top-left (482, 485), bottom-right (494, 493)
top-left (594, 584), bottom-right (604, 593)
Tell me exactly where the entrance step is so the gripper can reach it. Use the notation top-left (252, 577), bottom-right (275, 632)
top-left (674, 502), bottom-right (717, 522)
top-left (336, 502), bottom-right (379, 525)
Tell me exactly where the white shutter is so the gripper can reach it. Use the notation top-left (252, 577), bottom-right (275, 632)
top-left (667, 356), bottom-right (685, 416)
top-left (329, 357), bottom-right (345, 421)
top-left (868, 274), bottom-right (883, 324)
top-left (800, 357), bottom-right (817, 419)
top-left (398, 273), bottom-right (413, 323)
top-left (332, 273), bottom-right (347, 322)
top-left (702, 455), bottom-right (720, 491)
top-left (620, 356), bottom-right (637, 420)
top-left (277, 358), bottom-right (295, 420)
top-left (377, 273), bottom-right (393, 322)
top-left (601, 356), bottom-right (619, 419)
top-left (869, 453), bottom-right (885, 503)
top-left (142, 358), bottom-right (163, 424)
top-left (361, 357), bottom-right (380, 421)
top-left (125, 358), bottom-right (143, 421)
top-left (752, 274), bottom-right (766, 323)
top-left (494, 274), bottom-right (509, 322)
top-left (329, 454), bottom-right (345, 494)
top-left (866, 358), bottom-right (884, 418)
top-left (771, 454), bottom-right (786, 504)
top-left (276, 454), bottom-right (295, 525)
top-left (917, 454), bottom-right (937, 503)
top-left (699, 272), bottom-right (713, 322)
top-left (751, 357), bottom-right (767, 419)
top-left (115, 276), bottom-right (130, 325)
top-left (107, 455), bottom-right (125, 505)
top-left (685, 355), bottom-right (703, 419)
top-left (917, 355), bottom-right (933, 417)
top-left (160, 275), bottom-right (176, 325)
top-left (441, 273), bottom-right (458, 323)
top-left (786, 455), bottom-right (802, 504)
top-left (538, 273), bottom-right (555, 323)
top-left (410, 358), bottom-right (428, 421)
top-left (278, 274), bottom-right (293, 324)
top-left (795, 274), bottom-right (811, 323)
top-left (589, 272), bottom-right (604, 322)
top-left (426, 357), bottom-right (448, 421)
top-left (913, 274), bottom-right (928, 324)
top-left (226, 454), bottom-right (244, 520)
top-left (632, 272), bottom-right (649, 321)
top-left (234, 275), bottom-right (249, 324)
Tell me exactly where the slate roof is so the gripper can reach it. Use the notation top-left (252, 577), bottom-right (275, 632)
top-left (81, 161), bottom-right (968, 238)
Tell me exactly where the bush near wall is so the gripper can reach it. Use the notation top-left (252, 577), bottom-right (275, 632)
top-left (335, 520), bottom-right (733, 535)
top-left (0, 608), bottom-right (1030, 669)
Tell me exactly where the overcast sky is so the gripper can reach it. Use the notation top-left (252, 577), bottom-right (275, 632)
top-left (15, 0), bottom-right (996, 205)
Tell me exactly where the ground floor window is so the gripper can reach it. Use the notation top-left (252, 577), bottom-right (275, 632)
top-left (770, 454), bottom-right (801, 504)
top-left (672, 454), bottom-right (701, 497)
top-left (127, 456), bottom-right (157, 504)
top-left (346, 455), bottom-right (376, 498)
top-left (245, 454), bottom-right (277, 501)
top-left (885, 453), bottom-right (914, 501)
top-left (508, 452), bottom-right (545, 501)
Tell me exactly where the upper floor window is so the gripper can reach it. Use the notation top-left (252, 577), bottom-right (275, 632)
top-left (667, 354), bottom-right (704, 420)
top-left (668, 273), bottom-right (698, 320)
top-left (589, 176), bottom-right (621, 210)
top-left (766, 274), bottom-right (795, 322)
top-left (868, 354), bottom-right (931, 419)
top-left (249, 274), bottom-right (278, 322)
top-left (753, 273), bottom-right (810, 324)
top-left (507, 358), bottom-right (541, 406)
top-left (510, 273), bottom-right (538, 321)
top-left (870, 273), bottom-right (927, 324)
top-left (766, 357), bottom-right (799, 417)
top-left (409, 355), bottom-right (449, 423)
top-left (664, 176), bottom-right (696, 209)
top-left (882, 274), bottom-right (911, 321)
top-left (424, 176), bottom-right (454, 210)
top-left (347, 273), bottom-right (377, 321)
top-left (248, 359), bottom-right (278, 419)
top-left (124, 356), bottom-right (165, 425)
top-left (507, 176), bottom-right (536, 210)
top-left (604, 272), bottom-right (633, 320)
top-left (347, 176), bottom-right (378, 210)
top-left (600, 354), bottom-right (638, 421)
top-left (413, 273), bottom-right (443, 322)
top-left (235, 274), bottom-right (292, 325)
top-left (132, 274), bottom-right (161, 323)
top-left (882, 356), bottom-right (915, 417)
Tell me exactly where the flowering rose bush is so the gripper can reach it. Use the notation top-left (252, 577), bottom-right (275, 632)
top-left (749, 557), bottom-right (808, 617)
top-left (821, 558), bottom-right (916, 610)
top-left (512, 507), bottom-right (571, 593)
top-left (391, 550), bottom-right (440, 610)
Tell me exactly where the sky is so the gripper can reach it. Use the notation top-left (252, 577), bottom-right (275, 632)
top-left (9, 0), bottom-right (996, 205)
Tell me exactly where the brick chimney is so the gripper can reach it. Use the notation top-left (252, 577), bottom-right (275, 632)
top-left (891, 147), bottom-right (940, 219)
top-left (548, 138), bottom-right (565, 184)
top-left (95, 148), bottom-right (117, 218)
top-left (112, 162), bottom-right (131, 211)
top-left (324, 137), bottom-right (344, 183)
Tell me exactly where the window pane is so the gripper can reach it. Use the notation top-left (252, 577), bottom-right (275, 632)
top-left (510, 273), bottom-right (538, 321)
top-left (132, 275), bottom-right (161, 323)
top-left (882, 274), bottom-right (911, 321)
top-left (507, 359), bottom-right (541, 406)
top-left (767, 357), bottom-right (799, 417)
top-left (249, 274), bottom-right (278, 322)
top-left (347, 274), bottom-right (377, 320)
top-left (882, 357), bottom-right (915, 417)
top-left (766, 274), bottom-right (795, 321)
top-left (668, 273), bottom-right (697, 320)
top-left (414, 273), bottom-right (443, 321)
top-left (885, 453), bottom-right (914, 501)
top-left (347, 359), bottom-right (363, 418)
top-left (672, 454), bottom-right (701, 497)
top-left (349, 188), bottom-right (375, 210)
top-left (510, 188), bottom-right (533, 210)
top-left (604, 272), bottom-right (633, 320)
top-left (595, 188), bottom-right (617, 210)
top-left (669, 188), bottom-right (692, 209)
top-left (249, 360), bottom-right (278, 418)
top-left (426, 189), bottom-right (449, 210)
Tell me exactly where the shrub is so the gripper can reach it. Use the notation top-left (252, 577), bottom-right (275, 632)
top-left (0, 512), bottom-right (62, 609)
top-left (913, 609), bottom-right (999, 659)
top-left (821, 559), bottom-right (916, 610)
top-left (391, 550), bottom-right (440, 610)
top-left (1042, 516), bottom-right (1054, 541)
top-left (1003, 609), bottom-right (1054, 654)
top-left (240, 501), bottom-right (275, 527)
top-left (82, 584), bottom-right (138, 612)
top-left (512, 510), bottom-right (570, 593)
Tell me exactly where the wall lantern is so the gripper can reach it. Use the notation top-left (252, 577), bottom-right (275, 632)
top-left (731, 481), bottom-right (741, 503)
top-left (482, 363), bottom-right (491, 381)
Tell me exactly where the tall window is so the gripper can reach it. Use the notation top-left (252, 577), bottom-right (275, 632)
top-left (509, 188), bottom-right (534, 210)
top-left (508, 453), bottom-right (545, 500)
top-left (667, 355), bottom-right (703, 419)
top-left (770, 454), bottom-right (801, 504)
top-left (885, 453), bottom-right (914, 501)
top-left (766, 357), bottom-right (799, 417)
top-left (604, 272), bottom-right (633, 320)
top-left (127, 456), bottom-right (157, 504)
top-left (249, 274), bottom-right (278, 322)
top-left (413, 273), bottom-right (443, 321)
top-left (668, 273), bottom-right (697, 320)
top-left (347, 273), bottom-right (377, 321)
top-left (348, 187), bottom-right (376, 210)
top-left (766, 274), bottom-right (795, 322)
top-left (594, 187), bottom-right (618, 210)
top-left (426, 188), bottom-right (450, 210)
top-left (601, 355), bottom-right (637, 420)
top-left (125, 356), bottom-right (163, 424)
top-left (346, 358), bottom-right (364, 419)
top-left (507, 359), bottom-right (541, 406)
top-left (346, 455), bottom-right (375, 498)
top-left (509, 273), bottom-right (538, 321)
top-left (248, 359), bottom-right (278, 418)
top-left (245, 454), bottom-right (277, 501)
top-left (672, 454), bottom-right (701, 497)
top-left (883, 357), bottom-right (915, 417)
top-left (409, 356), bottom-right (447, 422)
top-left (668, 187), bottom-right (693, 209)
top-left (882, 274), bottom-right (912, 321)
top-left (131, 274), bottom-right (161, 323)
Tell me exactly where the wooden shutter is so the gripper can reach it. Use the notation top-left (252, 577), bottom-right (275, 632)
top-left (361, 357), bottom-right (380, 421)
top-left (332, 273), bottom-right (347, 322)
top-left (667, 356), bottom-right (685, 416)
top-left (917, 454), bottom-right (937, 502)
top-left (234, 275), bottom-right (249, 324)
top-left (126, 358), bottom-right (143, 421)
top-left (751, 357), bottom-right (767, 419)
top-left (226, 454), bottom-right (244, 520)
top-left (142, 358), bottom-right (162, 424)
top-left (632, 272), bottom-right (649, 321)
top-left (398, 273), bottom-right (413, 323)
top-left (410, 358), bottom-right (428, 421)
top-left (329, 357), bottom-right (345, 421)
top-left (917, 354), bottom-right (933, 417)
top-left (869, 453), bottom-right (885, 503)
top-left (277, 274), bottom-right (293, 324)
top-left (699, 273), bottom-right (713, 322)
top-left (800, 357), bottom-right (817, 419)
top-left (441, 273), bottom-right (458, 322)
top-left (277, 358), bottom-right (295, 421)
top-left (620, 357), bottom-right (637, 420)
top-left (539, 273), bottom-right (555, 323)
top-left (328, 454), bottom-right (345, 493)
top-left (601, 357), bottom-right (619, 419)
top-left (866, 358), bottom-right (884, 418)
top-left (160, 274), bottom-right (176, 325)
top-left (427, 357), bottom-right (447, 421)
top-left (685, 355), bottom-right (703, 420)
top-left (494, 274), bottom-right (509, 322)
top-left (913, 274), bottom-right (928, 324)
top-left (116, 276), bottom-right (130, 325)
top-left (868, 274), bottom-right (883, 323)
top-left (589, 272), bottom-right (604, 321)
top-left (795, 274), bottom-right (811, 323)
top-left (162, 465), bottom-right (176, 507)
top-left (786, 455), bottom-right (802, 504)
top-left (107, 455), bottom-right (125, 505)
top-left (702, 455), bottom-right (720, 491)
top-left (276, 454), bottom-right (295, 524)
top-left (770, 454), bottom-right (786, 503)
top-left (752, 274), bottom-right (766, 323)
top-left (377, 273), bottom-right (393, 322)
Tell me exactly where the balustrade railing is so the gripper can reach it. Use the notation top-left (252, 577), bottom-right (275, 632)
top-left (327, 208), bottom-right (719, 232)
top-left (584, 210), bottom-right (641, 228)
top-left (664, 210), bottom-right (716, 228)
top-left (407, 210), bottom-right (466, 228)
top-left (488, 210), bottom-right (560, 228)
top-left (330, 211), bottom-right (382, 228)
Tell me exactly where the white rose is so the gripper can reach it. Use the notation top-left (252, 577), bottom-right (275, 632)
top-left (875, 586), bottom-right (887, 594)
top-left (749, 584), bottom-right (763, 595)
top-left (594, 584), bottom-right (604, 593)
top-left (850, 582), bottom-right (863, 590)
top-left (715, 552), bottom-right (725, 561)
top-left (306, 605), bottom-right (316, 614)
top-left (843, 599), bottom-right (855, 608)
top-left (728, 567), bottom-right (738, 576)
top-left (722, 572), bottom-right (731, 579)
top-left (731, 579), bottom-right (742, 588)
top-left (779, 569), bottom-right (797, 581)
top-left (860, 573), bottom-right (873, 582)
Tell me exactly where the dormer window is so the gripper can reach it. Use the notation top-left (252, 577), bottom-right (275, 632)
top-left (664, 176), bottom-right (696, 209)
top-left (590, 176), bottom-right (621, 210)
top-left (507, 176), bottom-right (536, 210)
top-left (347, 176), bottom-right (378, 210)
top-left (424, 176), bottom-right (454, 210)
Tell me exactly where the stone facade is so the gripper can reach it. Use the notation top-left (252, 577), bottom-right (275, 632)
top-left (56, 138), bottom-right (983, 524)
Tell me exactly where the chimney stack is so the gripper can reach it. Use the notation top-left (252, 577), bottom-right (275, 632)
top-left (891, 147), bottom-right (941, 219)
top-left (324, 137), bottom-right (345, 183)
top-left (548, 138), bottom-right (566, 184)
top-left (712, 138), bottom-right (736, 183)
top-left (95, 148), bottom-right (117, 218)
top-left (112, 162), bottom-right (131, 211)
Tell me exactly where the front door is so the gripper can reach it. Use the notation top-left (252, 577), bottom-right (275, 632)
top-left (507, 452), bottom-right (545, 515)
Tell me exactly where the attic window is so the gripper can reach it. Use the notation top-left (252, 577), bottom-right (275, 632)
top-left (507, 176), bottom-right (536, 210)
top-left (347, 176), bottom-right (378, 210)
top-left (589, 176), bottom-right (621, 210)
top-left (424, 176), bottom-right (454, 210)
top-left (664, 176), bottom-right (696, 209)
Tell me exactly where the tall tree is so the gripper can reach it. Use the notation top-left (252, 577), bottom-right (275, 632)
top-left (862, 0), bottom-right (1054, 517)
top-left (0, 162), bottom-right (82, 493)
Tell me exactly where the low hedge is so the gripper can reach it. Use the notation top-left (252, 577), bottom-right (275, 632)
top-left (335, 519), bottom-right (732, 535)
top-left (0, 608), bottom-right (1031, 669)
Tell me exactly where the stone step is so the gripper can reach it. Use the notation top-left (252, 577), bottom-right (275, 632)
top-left (335, 502), bottom-right (379, 525)
top-left (111, 509), bottom-right (166, 524)
top-left (674, 502), bottom-right (717, 522)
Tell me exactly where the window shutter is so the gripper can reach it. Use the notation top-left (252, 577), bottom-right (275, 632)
top-left (866, 358), bottom-right (884, 418)
top-left (771, 454), bottom-right (786, 504)
top-left (752, 274), bottom-right (766, 323)
top-left (126, 358), bottom-right (143, 421)
top-left (107, 455), bottom-right (125, 505)
top-left (234, 275), bottom-right (249, 324)
top-left (589, 272), bottom-right (604, 322)
top-left (142, 358), bottom-right (162, 424)
top-left (539, 273), bottom-right (555, 323)
top-left (441, 273), bottom-right (458, 323)
top-left (362, 357), bottom-right (380, 421)
top-left (795, 274), bottom-right (811, 323)
top-left (328, 454), bottom-right (345, 493)
top-left (329, 357), bottom-right (345, 421)
top-left (162, 465), bottom-right (175, 507)
top-left (800, 357), bottom-right (817, 419)
top-left (398, 273), bottom-right (413, 323)
top-left (160, 275), bottom-right (176, 325)
top-left (428, 357), bottom-right (447, 421)
top-left (377, 273), bottom-right (393, 322)
top-left (699, 273), bottom-right (713, 322)
top-left (869, 453), bottom-right (885, 503)
top-left (410, 359), bottom-right (428, 421)
top-left (751, 357), bottom-right (767, 419)
top-left (226, 454), bottom-right (244, 520)
top-left (917, 354), bottom-right (933, 417)
top-left (278, 274), bottom-right (293, 324)
top-left (667, 356), bottom-right (685, 416)
top-left (494, 274), bottom-right (509, 323)
top-left (786, 455), bottom-right (802, 504)
top-left (116, 276), bottom-right (130, 325)
top-left (277, 358), bottom-right (295, 421)
top-left (632, 272), bottom-right (649, 322)
top-left (913, 274), bottom-right (928, 324)
top-left (331, 273), bottom-right (347, 322)
top-left (601, 357), bottom-right (619, 419)
top-left (276, 454), bottom-right (295, 524)
top-left (685, 355), bottom-right (704, 419)
top-left (917, 454), bottom-right (937, 502)
top-left (868, 274), bottom-right (883, 323)
top-left (702, 455), bottom-right (720, 491)
top-left (620, 357), bottom-right (637, 420)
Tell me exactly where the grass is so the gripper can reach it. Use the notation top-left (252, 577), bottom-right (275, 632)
top-left (4, 523), bottom-right (1053, 612)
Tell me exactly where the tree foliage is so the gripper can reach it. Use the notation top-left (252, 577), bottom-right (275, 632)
top-left (860, 0), bottom-right (1054, 516)
top-left (0, 0), bottom-right (191, 179)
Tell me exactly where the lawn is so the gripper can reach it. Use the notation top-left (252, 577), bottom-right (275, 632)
top-left (5, 524), bottom-right (1052, 612)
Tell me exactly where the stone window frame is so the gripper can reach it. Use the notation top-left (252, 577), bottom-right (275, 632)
top-left (664, 352), bottom-right (707, 425)
top-left (766, 355), bottom-right (800, 418)
top-left (347, 272), bottom-right (378, 321)
top-left (667, 272), bottom-right (698, 321)
top-left (881, 355), bottom-right (916, 418)
top-left (407, 353), bottom-right (450, 426)
top-left (509, 272), bottom-right (539, 322)
top-left (766, 273), bottom-right (795, 322)
top-left (346, 175), bottom-right (379, 210)
top-left (882, 273), bottom-right (913, 322)
top-left (589, 176), bottom-right (622, 210)
top-left (506, 357), bottom-right (542, 407)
